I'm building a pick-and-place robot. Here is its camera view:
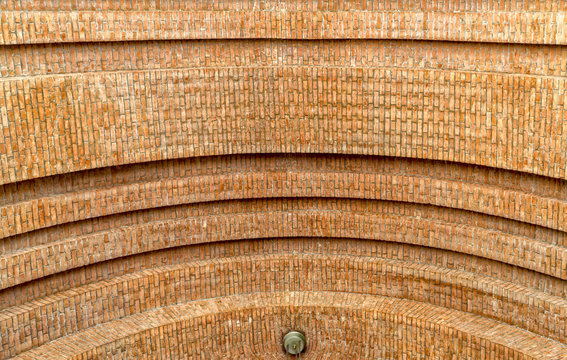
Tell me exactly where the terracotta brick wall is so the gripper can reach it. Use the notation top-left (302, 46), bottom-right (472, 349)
top-left (0, 1), bottom-right (566, 359)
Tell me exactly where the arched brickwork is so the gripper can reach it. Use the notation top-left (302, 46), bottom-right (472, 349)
top-left (2, 197), bottom-right (567, 289)
top-left (1, 1), bottom-right (566, 359)
top-left (3, 252), bottom-right (567, 354)
top-left (1, 43), bottom-right (566, 184)
top-left (12, 293), bottom-right (567, 360)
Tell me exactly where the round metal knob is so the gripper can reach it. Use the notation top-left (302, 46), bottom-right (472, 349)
top-left (283, 331), bottom-right (306, 355)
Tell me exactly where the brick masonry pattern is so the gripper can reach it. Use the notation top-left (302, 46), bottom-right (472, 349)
top-left (12, 292), bottom-right (567, 360)
top-left (1, 1), bottom-right (567, 359)
top-left (1, 40), bottom-right (567, 184)
top-left (1, 11), bottom-right (567, 45)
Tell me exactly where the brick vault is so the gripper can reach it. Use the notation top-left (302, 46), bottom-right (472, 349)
top-left (1, 1), bottom-right (567, 359)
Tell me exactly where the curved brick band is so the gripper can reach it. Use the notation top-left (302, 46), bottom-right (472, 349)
top-left (3, 40), bottom-right (567, 79)
top-left (3, 0), bottom-right (566, 12)
top-left (1, 1), bottom-right (566, 358)
top-left (2, 156), bottom-right (566, 240)
top-left (1, 43), bottom-right (566, 185)
top-left (3, 154), bottom-right (566, 208)
top-left (2, 199), bottom-right (566, 293)
top-left (13, 292), bottom-right (566, 359)
top-left (1, 10), bottom-right (566, 46)
top-left (3, 238), bottom-right (565, 310)
top-left (1, 256), bottom-right (566, 358)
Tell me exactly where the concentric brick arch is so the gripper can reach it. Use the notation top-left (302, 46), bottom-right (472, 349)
top-left (4, 251), bottom-right (567, 352)
top-left (1, 40), bottom-right (567, 184)
top-left (2, 196), bottom-right (567, 289)
top-left (1, 1), bottom-right (566, 359)
top-left (12, 292), bottom-right (567, 360)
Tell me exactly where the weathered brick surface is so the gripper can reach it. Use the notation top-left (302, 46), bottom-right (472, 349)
top-left (1, 41), bottom-right (567, 185)
top-left (2, 252), bottom-right (566, 353)
top-left (1, 155), bottom-right (567, 239)
top-left (1, 0), bottom-right (566, 359)
top-left (2, 197), bottom-right (566, 291)
top-left (3, 0), bottom-right (567, 11)
top-left (3, 238), bottom-right (566, 309)
top-left (13, 292), bottom-right (567, 360)
top-left (2, 11), bottom-right (567, 45)
top-left (3, 41), bottom-right (567, 79)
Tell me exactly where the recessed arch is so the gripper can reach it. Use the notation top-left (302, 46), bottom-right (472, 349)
top-left (2, 252), bottom-right (566, 357)
top-left (13, 292), bottom-right (567, 360)
top-left (2, 197), bottom-right (567, 292)
top-left (3, 237), bottom-right (565, 309)
top-left (2, 155), bottom-right (566, 239)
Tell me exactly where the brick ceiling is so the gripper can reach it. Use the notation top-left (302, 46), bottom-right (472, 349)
top-left (0, 1), bottom-right (566, 359)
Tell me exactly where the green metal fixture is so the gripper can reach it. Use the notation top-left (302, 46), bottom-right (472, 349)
top-left (283, 331), bottom-right (306, 355)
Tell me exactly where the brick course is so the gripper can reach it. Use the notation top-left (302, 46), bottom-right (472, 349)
top-left (2, 11), bottom-right (567, 45)
top-left (2, 197), bottom-right (566, 290)
top-left (3, 238), bottom-right (566, 309)
top-left (2, 165), bottom-right (567, 242)
top-left (13, 292), bottom-right (567, 360)
top-left (1, 42), bottom-right (566, 184)
top-left (2, 252), bottom-right (567, 353)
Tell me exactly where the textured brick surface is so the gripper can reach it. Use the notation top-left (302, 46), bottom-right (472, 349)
top-left (1, 40), bottom-right (567, 184)
top-left (2, 10), bottom-right (567, 45)
top-left (13, 292), bottom-right (567, 360)
top-left (3, 238), bottom-right (566, 309)
top-left (2, 155), bottom-right (566, 246)
top-left (2, 252), bottom-right (566, 354)
top-left (1, 0), bottom-right (566, 359)
top-left (2, 196), bottom-right (566, 290)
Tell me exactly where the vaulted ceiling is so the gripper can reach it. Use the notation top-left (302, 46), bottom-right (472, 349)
top-left (1, 1), bottom-right (566, 359)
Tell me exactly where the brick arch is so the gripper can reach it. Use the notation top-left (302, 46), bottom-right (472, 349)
top-left (3, 237), bottom-right (565, 310)
top-left (3, 0), bottom-right (567, 12)
top-left (2, 252), bottom-right (566, 358)
top-left (1, 39), bottom-right (567, 186)
top-left (4, 198), bottom-right (567, 288)
top-left (13, 292), bottom-right (567, 360)
top-left (2, 198), bottom-right (566, 293)
top-left (2, 155), bottom-right (566, 240)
